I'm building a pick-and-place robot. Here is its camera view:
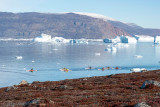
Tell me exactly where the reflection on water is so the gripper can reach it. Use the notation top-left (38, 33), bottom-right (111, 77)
top-left (0, 41), bottom-right (160, 87)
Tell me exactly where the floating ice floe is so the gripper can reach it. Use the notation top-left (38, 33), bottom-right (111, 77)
top-left (134, 35), bottom-right (154, 42)
top-left (16, 56), bottom-right (23, 60)
top-left (69, 39), bottom-right (88, 44)
top-left (134, 55), bottom-right (143, 58)
top-left (95, 53), bottom-right (101, 56)
top-left (154, 36), bottom-right (160, 44)
top-left (0, 38), bottom-right (32, 41)
top-left (130, 68), bottom-right (147, 72)
top-left (52, 49), bottom-right (58, 51)
top-left (120, 35), bottom-right (137, 43)
top-left (33, 33), bottom-right (52, 42)
top-left (105, 46), bottom-right (117, 52)
top-left (114, 43), bottom-right (129, 48)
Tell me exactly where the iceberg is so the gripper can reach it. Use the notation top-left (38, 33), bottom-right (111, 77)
top-left (120, 36), bottom-right (137, 43)
top-left (52, 37), bottom-right (69, 43)
top-left (33, 33), bottom-right (52, 42)
top-left (69, 39), bottom-right (88, 44)
top-left (112, 36), bottom-right (121, 43)
top-left (103, 36), bottom-right (121, 43)
top-left (154, 36), bottom-right (160, 44)
top-left (33, 34), bottom-right (70, 43)
top-left (103, 38), bottom-right (112, 43)
top-left (134, 35), bottom-right (154, 42)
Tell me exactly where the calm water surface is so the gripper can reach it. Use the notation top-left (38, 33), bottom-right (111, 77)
top-left (0, 41), bottom-right (160, 87)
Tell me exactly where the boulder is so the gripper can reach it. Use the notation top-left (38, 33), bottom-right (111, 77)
top-left (19, 80), bottom-right (28, 85)
top-left (59, 85), bottom-right (73, 90)
top-left (5, 86), bottom-right (17, 92)
top-left (141, 80), bottom-right (160, 89)
top-left (134, 102), bottom-right (151, 107)
top-left (24, 98), bottom-right (48, 106)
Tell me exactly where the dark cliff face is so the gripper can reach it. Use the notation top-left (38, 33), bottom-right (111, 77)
top-left (0, 12), bottom-right (129, 39)
top-left (0, 12), bottom-right (159, 39)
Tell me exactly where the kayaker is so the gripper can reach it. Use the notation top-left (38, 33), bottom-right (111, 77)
top-left (29, 68), bottom-right (34, 72)
top-left (115, 67), bottom-right (119, 70)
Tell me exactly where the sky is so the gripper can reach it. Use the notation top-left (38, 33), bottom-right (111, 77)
top-left (0, 0), bottom-right (160, 29)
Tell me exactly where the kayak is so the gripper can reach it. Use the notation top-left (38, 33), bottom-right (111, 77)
top-left (60, 68), bottom-right (70, 72)
top-left (26, 70), bottom-right (37, 72)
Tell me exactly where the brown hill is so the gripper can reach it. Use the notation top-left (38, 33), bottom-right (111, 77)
top-left (0, 12), bottom-right (160, 39)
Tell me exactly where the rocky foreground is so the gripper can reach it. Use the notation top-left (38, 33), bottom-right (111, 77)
top-left (0, 70), bottom-right (160, 107)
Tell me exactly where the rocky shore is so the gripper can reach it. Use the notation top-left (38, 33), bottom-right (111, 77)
top-left (0, 70), bottom-right (160, 106)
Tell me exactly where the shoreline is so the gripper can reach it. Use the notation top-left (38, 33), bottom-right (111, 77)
top-left (0, 70), bottom-right (160, 106)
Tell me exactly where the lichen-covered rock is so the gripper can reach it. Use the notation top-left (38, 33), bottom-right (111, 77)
top-left (5, 86), bottom-right (17, 92)
top-left (141, 80), bottom-right (160, 89)
top-left (134, 102), bottom-right (151, 107)
top-left (19, 80), bottom-right (28, 85)
top-left (24, 98), bottom-right (48, 106)
top-left (59, 85), bottom-right (73, 90)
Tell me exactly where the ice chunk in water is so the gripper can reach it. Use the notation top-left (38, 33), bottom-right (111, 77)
top-left (154, 36), bottom-right (160, 44)
top-left (95, 53), bottom-right (101, 56)
top-left (134, 55), bottom-right (143, 58)
top-left (120, 35), bottom-right (137, 43)
top-left (16, 56), bottom-right (23, 60)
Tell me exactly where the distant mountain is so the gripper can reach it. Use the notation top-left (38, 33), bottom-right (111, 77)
top-left (0, 12), bottom-right (160, 39)
top-left (107, 20), bottom-right (160, 36)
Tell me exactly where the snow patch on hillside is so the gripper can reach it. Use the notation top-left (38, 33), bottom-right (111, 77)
top-left (73, 12), bottom-right (116, 21)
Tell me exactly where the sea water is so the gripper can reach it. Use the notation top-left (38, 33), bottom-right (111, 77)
top-left (0, 41), bottom-right (160, 87)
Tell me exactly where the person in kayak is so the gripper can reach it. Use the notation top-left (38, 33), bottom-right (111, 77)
top-left (60, 68), bottom-right (69, 72)
top-left (106, 67), bottom-right (110, 70)
top-left (102, 67), bottom-right (105, 71)
top-left (29, 68), bottom-right (36, 72)
top-left (115, 67), bottom-right (119, 70)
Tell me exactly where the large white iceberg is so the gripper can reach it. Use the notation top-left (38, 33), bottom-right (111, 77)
top-left (33, 34), bottom-right (52, 42)
top-left (134, 35), bottom-right (154, 42)
top-left (33, 34), bottom-right (90, 44)
top-left (154, 36), bottom-right (160, 44)
top-left (120, 35), bottom-right (137, 43)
